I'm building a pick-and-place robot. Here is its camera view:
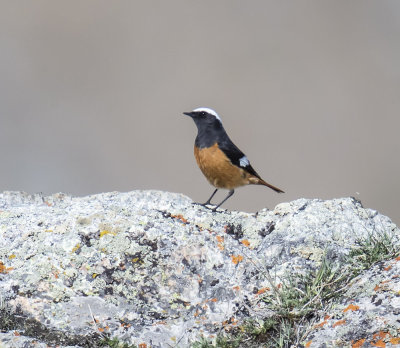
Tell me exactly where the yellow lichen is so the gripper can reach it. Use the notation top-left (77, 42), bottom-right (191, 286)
top-left (71, 243), bottom-right (81, 253)
top-left (100, 230), bottom-right (116, 238)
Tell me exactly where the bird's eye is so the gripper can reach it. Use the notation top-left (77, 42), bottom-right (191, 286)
top-left (200, 112), bottom-right (206, 116)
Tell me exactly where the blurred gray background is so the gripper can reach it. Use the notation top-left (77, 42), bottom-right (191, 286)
top-left (1, 1), bottom-right (399, 224)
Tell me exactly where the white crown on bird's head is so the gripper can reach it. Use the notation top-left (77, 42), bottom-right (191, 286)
top-left (192, 107), bottom-right (222, 122)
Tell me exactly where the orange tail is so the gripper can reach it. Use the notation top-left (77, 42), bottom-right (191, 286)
top-left (257, 178), bottom-right (284, 193)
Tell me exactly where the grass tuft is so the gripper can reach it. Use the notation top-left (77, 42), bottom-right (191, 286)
top-left (191, 335), bottom-right (242, 348)
top-left (98, 337), bottom-right (138, 348)
top-left (348, 230), bottom-right (399, 273)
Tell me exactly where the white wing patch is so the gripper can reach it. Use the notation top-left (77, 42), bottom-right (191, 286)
top-left (193, 107), bottom-right (222, 122)
top-left (239, 156), bottom-right (250, 167)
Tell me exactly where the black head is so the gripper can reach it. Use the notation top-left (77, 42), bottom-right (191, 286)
top-left (183, 107), bottom-right (222, 131)
top-left (183, 107), bottom-right (227, 148)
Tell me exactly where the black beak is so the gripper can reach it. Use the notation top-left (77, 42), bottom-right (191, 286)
top-left (183, 112), bottom-right (193, 117)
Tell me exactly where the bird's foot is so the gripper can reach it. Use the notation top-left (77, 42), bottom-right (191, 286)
top-left (211, 207), bottom-right (227, 213)
top-left (192, 201), bottom-right (212, 207)
top-left (192, 202), bottom-right (222, 212)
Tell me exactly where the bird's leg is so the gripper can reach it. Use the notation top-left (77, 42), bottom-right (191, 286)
top-left (212, 190), bottom-right (234, 212)
top-left (201, 188), bottom-right (218, 206)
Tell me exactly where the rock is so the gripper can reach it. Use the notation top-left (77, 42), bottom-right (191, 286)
top-left (303, 257), bottom-right (400, 347)
top-left (0, 190), bottom-right (399, 347)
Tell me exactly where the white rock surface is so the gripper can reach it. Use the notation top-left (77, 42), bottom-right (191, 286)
top-left (0, 190), bottom-right (399, 347)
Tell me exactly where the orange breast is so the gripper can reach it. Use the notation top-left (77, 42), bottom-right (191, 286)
top-left (194, 143), bottom-right (256, 189)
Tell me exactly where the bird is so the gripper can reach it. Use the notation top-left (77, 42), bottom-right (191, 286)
top-left (183, 107), bottom-right (284, 211)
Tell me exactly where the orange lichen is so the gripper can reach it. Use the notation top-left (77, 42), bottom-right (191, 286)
top-left (0, 261), bottom-right (13, 274)
top-left (305, 341), bottom-right (312, 348)
top-left (171, 214), bottom-right (188, 224)
top-left (314, 319), bottom-right (328, 328)
top-left (256, 287), bottom-right (270, 296)
top-left (372, 331), bottom-right (390, 347)
top-left (222, 316), bottom-right (238, 329)
top-left (332, 319), bottom-right (346, 328)
top-left (343, 304), bottom-right (360, 312)
top-left (372, 332), bottom-right (388, 340)
top-left (154, 321), bottom-right (166, 325)
top-left (232, 286), bottom-right (240, 291)
top-left (368, 332), bottom-right (400, 346)
top-left (138, 344), bottom-right (147, 348)
top-left (241, 239), bottom-right (250, 247)
top-left (383, 265), bottom-right (392, 271)
top-left (210, 298), bottom-right (217, 302)
top-left (216, 235), bottom-right (225, 251)
top-left (231, 255), bottom-right (243, 265)
top-left (351, 338), bottom-right (366, 348)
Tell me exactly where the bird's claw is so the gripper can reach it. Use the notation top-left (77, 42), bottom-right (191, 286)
top-left (191, 202), bottom-right (221, 212)
top-left (192, 201), bottom-right (211, 207)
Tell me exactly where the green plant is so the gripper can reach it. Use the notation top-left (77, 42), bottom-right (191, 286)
top-left (191, 334), bottom-right (242, 348)
top-left (0, 301), bottom-right (16, 333)
top-left (252, 256), bottom-right (351, 347)
top-left (99, 336), bottom-right (138, 348)
top-left (348, 230), bottom-right (399, 273)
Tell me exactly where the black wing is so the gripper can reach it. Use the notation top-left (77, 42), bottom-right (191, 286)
top-left (218, 136), bottom-right (262, 179)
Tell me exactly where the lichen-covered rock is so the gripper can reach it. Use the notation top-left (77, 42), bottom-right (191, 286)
top-left (303, 256), bottom-right (400, 347)
top-left (0, 190), bottom-right (398, 347)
